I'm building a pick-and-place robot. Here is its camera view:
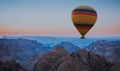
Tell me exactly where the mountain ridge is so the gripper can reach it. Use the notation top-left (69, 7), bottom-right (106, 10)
top-left (86, 40), bottom-right (120, 62)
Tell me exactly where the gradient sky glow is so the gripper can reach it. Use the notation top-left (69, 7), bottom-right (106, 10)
top-left (0, 0), bottom-right (120, 37)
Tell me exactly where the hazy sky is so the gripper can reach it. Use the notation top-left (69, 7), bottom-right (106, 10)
top-left (0, 0), bottom-right (120, 37)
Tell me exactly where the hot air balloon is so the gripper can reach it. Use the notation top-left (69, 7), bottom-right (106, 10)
top-left (71, 6), bottom-right (97, 39)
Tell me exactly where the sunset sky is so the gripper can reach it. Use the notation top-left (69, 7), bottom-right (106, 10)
top-left (0, 0), bottom-right (120, 37)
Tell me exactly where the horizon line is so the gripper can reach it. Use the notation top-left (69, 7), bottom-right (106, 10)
top-left (0, 34), bottom-right (120, 38)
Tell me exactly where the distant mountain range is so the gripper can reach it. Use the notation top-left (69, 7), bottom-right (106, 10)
top-left (0, 38), bottom-right (81, 71)
top-left (54, 41), bottom-right (80, 53)
top-left (1, 35), bottom-right (119, 48)
top-left (0, 35), bottom-right (100, 47)
top-left (0, 36), bottom-right (120, 71)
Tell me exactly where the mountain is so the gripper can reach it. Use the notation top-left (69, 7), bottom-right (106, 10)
top-left (109, 62), bottom-right (120, 71)
top-left (71, 49), bottom-right (111, 71)
top-left (1, 35), bottom-right (120, 48)
top-left (86, 40), bottom-right (120, 62)
top-left (0, 38), bottom-right (51, 71)
top-left (0, 38), bottom-right (44, 61)
top-left (1, 35), bottom-right (99, 47)
top-left (34, 46), bottom-right (70, 71)
top-left (0, 60), bottom-right (27, 71)
top-left (54, 41), bottom-right (80, 53)
top-left (34, 46), bottom-right (114, 71)
top-left (21, 36), bottom-right (98, 48)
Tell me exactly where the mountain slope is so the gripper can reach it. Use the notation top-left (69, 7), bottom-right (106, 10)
top-left (34, 46), bottom-right (70, 71)
top-left (0, 60), bottom-right (27, 71)
top-left (54, 41), bottom-right (80, 53)
top-left (86, 40), bottom-right (120, 62)
top-left (0, 38), bottom-right (50, 71)
top-left (34, 46), bottom-right (114, 71)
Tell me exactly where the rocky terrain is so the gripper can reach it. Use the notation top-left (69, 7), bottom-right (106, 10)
top-left (0, 60), bottom-right (27, 71)
top-left (54, 41), bottom-right (80, 53)
top-left (86, 40), bottom-right (120, 62)
top-left (34, 46), bottom-right (120, 71)
top-left (0, 37), bottom-right (120, 71)
top-left (0, 38), bottom-right (51, 71)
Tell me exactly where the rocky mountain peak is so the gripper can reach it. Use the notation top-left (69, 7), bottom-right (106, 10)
top-left (54, 41), bottom-right (80, 53)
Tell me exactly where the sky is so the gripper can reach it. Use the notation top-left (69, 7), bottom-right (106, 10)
top-left (0, 0), bottom-right (120, 37)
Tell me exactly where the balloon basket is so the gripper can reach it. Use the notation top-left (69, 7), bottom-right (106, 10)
top-left (81, 37), bottom-right (85, 39)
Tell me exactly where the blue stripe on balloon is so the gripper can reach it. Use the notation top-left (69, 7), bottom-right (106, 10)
top-left (73, 9), bottom-right (96, 13)
top-left (74, 23), bottom-right (93, 26)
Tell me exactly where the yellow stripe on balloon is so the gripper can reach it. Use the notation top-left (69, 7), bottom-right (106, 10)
top-left (72, 14), bottom-right (97, 24)
top-left (75, 6), bottom-right (95, 11)
top-left (77, 28), bottom-right (90, 36)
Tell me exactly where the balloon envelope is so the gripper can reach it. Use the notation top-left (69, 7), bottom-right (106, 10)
top-left (71, 6), bottom-right (97, 38)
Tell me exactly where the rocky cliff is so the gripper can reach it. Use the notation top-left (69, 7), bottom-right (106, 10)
top-left (86, 40), bottom-right (120, 62)
top-left (34, 46), bottom-right (118, 71)
top-left (0, 38), bottom-right (50, 71)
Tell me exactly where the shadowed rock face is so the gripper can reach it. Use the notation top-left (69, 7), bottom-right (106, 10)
top-left (56, 59), bottom-right (90, 71)
top-left (34, 46), bottom-right (70, 71)
top-left (34, 46), bottom-right (116, 71)
top-left (51, 56), bottom-right (72, 71)
top-left (0, 60), bottom-right (27, 71)
top-left (109, 62), bottom-right (120, 71)
top-left (71, 49), bottom-right (109, 71)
